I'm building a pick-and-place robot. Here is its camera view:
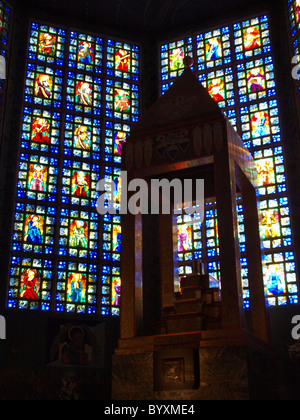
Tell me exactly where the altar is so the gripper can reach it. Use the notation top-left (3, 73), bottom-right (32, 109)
top-left (112, 64), bottom-right (274, 400)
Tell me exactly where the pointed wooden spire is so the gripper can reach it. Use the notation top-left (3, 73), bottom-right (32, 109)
top-left (131, 60), bottom-right (223, 136)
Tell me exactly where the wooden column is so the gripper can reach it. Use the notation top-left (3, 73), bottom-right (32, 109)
top-left (214, 148), bottom-right (245, 330)
top-left (120, 210), bottom-right (136, 339)
top-left (159, 212), bottom-right (175, 310)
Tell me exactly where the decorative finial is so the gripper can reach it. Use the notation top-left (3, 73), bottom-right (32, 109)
top-left (183, 55), bottom-right (194, 68)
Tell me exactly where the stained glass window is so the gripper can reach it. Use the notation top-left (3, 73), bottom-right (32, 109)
top-left (159, 14), bottom-right (298, 307)
top-left (7, 21), bottom-right (140, 315)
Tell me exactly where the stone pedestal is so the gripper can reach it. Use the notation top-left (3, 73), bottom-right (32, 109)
top-left (112, 329), bottom-right (275, 400)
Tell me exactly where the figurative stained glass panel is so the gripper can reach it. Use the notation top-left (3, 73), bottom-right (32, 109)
top-left (101, 265), bottom-right (121, 316)
top-left (294, 0), bottom-right (300, 24)
top-left (196, 27), bottom-right (231, 71)
top-left (25, 63), bottom-right (63, 108)
top-left (35, 73), bottom-right (53, 99)
top-left (177, 224), bottom-right (193, 252)
top-left (170, 47), bottom-right (185, 71)
top-left (74, 125), bottom-right (92, 150)
top-left (208, 77), bottom-right (225, 102)
top-left (0, 1), bottom-right (11, 119)
top-left (198, 67), bottom-right (235, 108)
top-left (102, 215), bottom-right (122, 261)
top-left (234, 16), bottom-right (271, 60)
top-left (8, 256), bottom-right (53, 311)
top-left (243, 26), bottom-right (262, 51)
top-left (264, 264), bottom-right (287, 300)
top-left (68, 32), bottom-right (103, 73)
top-left (31, 117), bottom-right (51, 144)
top-left (24, 214), bottom-right (45, 245)
top-left (237, 57), bottom-right (276, 103)
top-left (105, 79), bottom-right (139, 122)
top-left (112, 275), bottom-right (121, 307)
top-left (115, 48), bottom-right (131, 72)
top-left (59, 209), bottom-right (99, 259)
top-left (66, 72), bottom-right (101, 114)
top-left (100, 165), bottom-right (122, 214)
top-left (206, 37), bottom-right (222, 61)
top-left (56, 260), bottom-right (98, 314)
top-left (114, 88), bottom-right (130, 113)
top-left (17, 154), bottom-right (58, 202)
top-left (38, 33), bottom-right (57, 57)
top-left (71, 170), bottom-right (90, 199)
top-left (256, 157), bottom-right (276, 187)
top-left (160, 37), bottom-right (193, 92)
top-left (114, 131), bottom-right (127, 157)
top-left (64, 114), bottom-right (101, 160)
top-left (29, 23), bottom-right (65, 65)
top-left (240, 101), bottom-right (279, 149)
top-left (260, 209), bottom-right (281, 241)
top-left (61, 160), bottom-right (99, 207)
top-left (104, 121), bottom-right (130, 165)
top-left (0, 1), bottom-right (10, 43)
top-left (247, 67), bottom-right (266, 93)
top-left (250, 111), bottom-right (271, 138)
top-left (19, 268), bottom-right (42, 300)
